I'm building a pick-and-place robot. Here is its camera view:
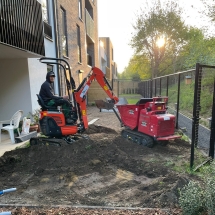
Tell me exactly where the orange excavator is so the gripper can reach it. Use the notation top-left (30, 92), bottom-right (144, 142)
top-left (30, 57), bottom-right (119, 145)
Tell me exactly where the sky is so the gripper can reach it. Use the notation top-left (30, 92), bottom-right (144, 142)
top-left (97, 0), bottom-right (209, 73)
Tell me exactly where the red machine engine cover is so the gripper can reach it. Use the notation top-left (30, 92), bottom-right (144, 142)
top-left (40, 111), bottom-right (66, 126)
top-left (138, 109), bottom-right (175, 138)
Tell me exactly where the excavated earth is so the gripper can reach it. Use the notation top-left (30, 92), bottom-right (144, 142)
top-left (0, 107), bottom-right (198, 214)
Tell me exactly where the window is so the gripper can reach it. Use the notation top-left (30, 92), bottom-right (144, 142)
top-left (77, 25), bottom-right (82, 63)
top-left (42, 0), bottom-right (49, 23)
top-left (61, 7), bottom-right (68, 57)
top-left (47, 65), bottom-right (53, 72)
top-left (78, 0), bottom-right (82, 19)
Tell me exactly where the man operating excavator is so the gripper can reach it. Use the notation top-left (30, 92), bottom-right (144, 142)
top-left (39, 71), bottom-right (77, 124)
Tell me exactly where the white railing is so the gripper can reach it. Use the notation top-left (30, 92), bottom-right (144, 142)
top-left (85, 9), bottom-right (95, 42)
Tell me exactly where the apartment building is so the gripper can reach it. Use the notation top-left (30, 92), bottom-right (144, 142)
top-left (0, 0), bottom-right (117, 119)
top-left (0, 0), bottom-right (45, 119)
top-left (99, 37), bottom-right (118, 81)
top-left (54, 0), bottom-right (99, 96)
top-left (0, 0), bottom-right (100, 119)
top-left (88, 37), bottom-right (118, 104)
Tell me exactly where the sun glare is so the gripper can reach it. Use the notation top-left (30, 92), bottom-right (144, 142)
top-left (156, 37), bottom-right (165, 48)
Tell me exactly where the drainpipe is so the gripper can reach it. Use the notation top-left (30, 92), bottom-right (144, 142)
top-left (53, 0), bottom-right (61, 96)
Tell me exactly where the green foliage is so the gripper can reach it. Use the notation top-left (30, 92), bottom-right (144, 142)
top-left (28, 109), bottom-right (40, 125)
top-left (166, 73), bottom-right (214, 120)
top-left (179, 181), bottom-right (205, 215)
top-left (131, 0), bottom-right (189, 78)
top-left (179, 162), bottom-right (215, 215)
top-left (119, 55), bottom-right (151, 80)
top-left (178, 28), bottom-right (215, 70)
top-left (85, 145), bottom-right (92, 150)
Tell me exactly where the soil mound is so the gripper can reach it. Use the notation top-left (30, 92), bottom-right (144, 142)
top-left (0, 125), bottom-right (191, 208)
top-left (84, 124), bottom-right (118, 134)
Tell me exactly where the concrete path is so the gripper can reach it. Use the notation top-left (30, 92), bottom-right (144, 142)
top-left (0, 133), bottom-right (27, 157)
top-left (168, 107), bottom-right (211, 150)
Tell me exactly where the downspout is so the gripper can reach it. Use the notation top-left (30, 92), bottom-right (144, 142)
top-left (53, 0), bottom-right (61, 96)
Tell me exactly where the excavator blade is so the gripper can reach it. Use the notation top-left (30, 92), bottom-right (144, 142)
top-left (94, 100), bottom-right (114, 110)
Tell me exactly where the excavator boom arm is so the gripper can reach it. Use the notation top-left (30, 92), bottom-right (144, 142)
top-left (74, 67), bottom-right (119, 130)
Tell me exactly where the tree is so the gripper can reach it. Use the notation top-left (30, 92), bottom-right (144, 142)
top-left (177, 27), bottom-right (215, 70)
top-left (130, 0), bottom-right (189, 78)
top-left (119, 55), bottom-right (151, 80)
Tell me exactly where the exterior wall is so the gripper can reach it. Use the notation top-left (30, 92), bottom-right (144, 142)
top-left (0, 59), bottom-right (32, 119)
top-left (99, 37), bottom-right (118, 81)
top-left (88, 37), bottom-right (118, 104)
top-left (27, 59), bottom-right (47, 111)
top-left (99, 40), bottom-right (107, 74)
top-left (55, 0), bottom-right (99, 96)
top-left (28, 0), bottom-right (59, 111)
top-left (87, 81), bottom-right (118, 105)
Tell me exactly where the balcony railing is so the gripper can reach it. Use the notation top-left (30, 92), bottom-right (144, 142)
top-left (100, 46), bottom-right (107, 62)
top-left (105, 66), bottom-right (111, 80)
top-left (44, 21), bottom-right (52, 39)
top-left (87, 53), bottom-right (93, 66)
top-left (0, 0), bottom-right (45, 56)
top-left (85, 9), bottom-right (95, 42)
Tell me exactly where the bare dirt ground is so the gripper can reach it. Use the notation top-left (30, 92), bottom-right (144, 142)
top-left (0, 107), bottom-right (198, 214)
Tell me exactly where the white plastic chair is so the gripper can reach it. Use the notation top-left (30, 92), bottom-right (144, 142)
top-left (0, 110), bottom-right (23, 144)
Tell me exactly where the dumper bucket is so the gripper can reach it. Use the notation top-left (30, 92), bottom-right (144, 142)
top-left (95, 100), bottom-right (114, 110)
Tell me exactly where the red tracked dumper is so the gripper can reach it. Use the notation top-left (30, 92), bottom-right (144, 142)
top-left (116, 97), bottom-right (181, 147)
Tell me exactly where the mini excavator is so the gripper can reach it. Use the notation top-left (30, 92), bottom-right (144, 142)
top-left (30, 57), bottom-right (180, 147)
top-left (30, 57), bottom-right (119, 146)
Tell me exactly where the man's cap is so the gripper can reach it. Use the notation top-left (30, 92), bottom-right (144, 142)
top-left (49, 71), bottom-right (55, 77)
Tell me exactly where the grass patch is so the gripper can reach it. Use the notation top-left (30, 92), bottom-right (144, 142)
top-left (127, 98), bottom-right (139, 104)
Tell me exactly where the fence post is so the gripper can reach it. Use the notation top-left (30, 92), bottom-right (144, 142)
top-left (176, 74), bottom-right (181, 129)
top-left (147, 81), bottom-right (149, 97)
top-left (117, 80), bottom-right (119, 97)
top-left (166, 76), bottom-right (169, 97)
top-left (155, 79), bottom-right (157, 96)
top-left (145, 81), bottom-right (147, 97)
top-left (191, 63), bottom-right (201, 169)
top-left (209, 78), bottom-right (215, 159)
top-left (150, 80), bottom-right (153, 98)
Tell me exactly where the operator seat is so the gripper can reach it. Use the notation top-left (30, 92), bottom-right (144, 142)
top-left (36, 94), bottom-right (58, 111)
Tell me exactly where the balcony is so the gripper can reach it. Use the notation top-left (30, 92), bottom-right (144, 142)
top-left (0, 0), bottom-right (45, 57)
top-left (87, 53), bottom-right (93, 66)
top-left (105, 66), bottom-right (111, 80)
top-left (100, 46), bottom-right (107, 62)
top-left (85, 9), bottom-right (95, 43)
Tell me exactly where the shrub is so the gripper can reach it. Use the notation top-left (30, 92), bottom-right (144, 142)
top-left (179, 161), bottom-right (215, 215)
top-left (179, 181), bottom-right (205, 215)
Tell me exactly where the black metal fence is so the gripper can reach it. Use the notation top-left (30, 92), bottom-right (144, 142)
top-left (0, 0), bottom-right (45, 55)
top-left (138, 64), bottom-right (215, 168)
top-left (112, 64), bottom-right (215, 167)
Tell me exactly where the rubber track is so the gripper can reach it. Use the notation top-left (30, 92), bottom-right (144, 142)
top-left (121, 129), bottom-right (154, 148)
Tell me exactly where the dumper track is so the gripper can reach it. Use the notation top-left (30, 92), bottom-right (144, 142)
top-left (121, 129), bottom-right (154, 148)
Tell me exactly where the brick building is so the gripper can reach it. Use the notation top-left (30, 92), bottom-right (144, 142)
top-left (99, 37), bottom-right (118, 81)
top-left (88, 37), bottom-right (118, 104)
top-left (54, 0), bottom-right (99, 95)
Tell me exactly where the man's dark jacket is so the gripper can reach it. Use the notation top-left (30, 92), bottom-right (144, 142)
top-left (39, 71), bottom-right (62, 103)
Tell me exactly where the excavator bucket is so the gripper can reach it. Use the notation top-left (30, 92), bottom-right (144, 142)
top-left (95, 100), bottom-right (114, 110)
